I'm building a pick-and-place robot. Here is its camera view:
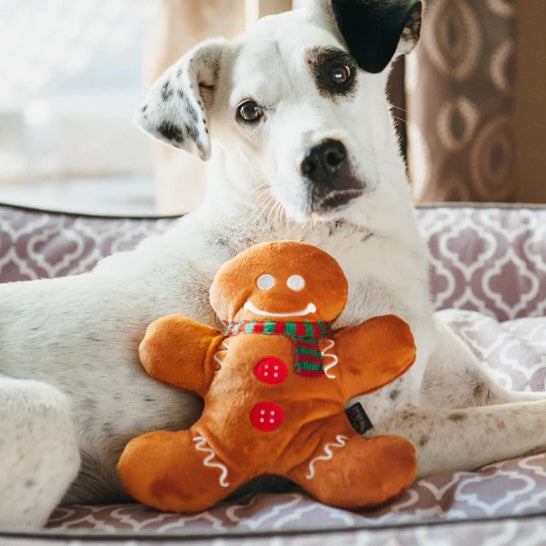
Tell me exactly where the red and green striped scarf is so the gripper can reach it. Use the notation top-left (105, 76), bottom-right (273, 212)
top-left (223, 320), bottom-right (334, 377)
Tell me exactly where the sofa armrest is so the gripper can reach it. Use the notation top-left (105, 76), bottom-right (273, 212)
top-left (2, 202), bottom-right (545, 321)
top-left (0, 203), bottom-right (175, 283)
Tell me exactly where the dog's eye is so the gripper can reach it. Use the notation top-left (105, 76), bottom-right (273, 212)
top-left (329, 65), bottom-right (352, 85)
top-left (237, 100), bottom-right (264, 123)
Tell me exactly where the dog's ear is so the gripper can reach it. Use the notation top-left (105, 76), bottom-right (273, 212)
top-left (315, 0), bottom-right (423, 74)
top-left (134, 39), bottom-right (226, 161)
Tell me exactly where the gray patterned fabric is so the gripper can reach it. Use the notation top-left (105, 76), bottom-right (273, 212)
top-left (4, 517), bottom-right (546, 546)
top-left (420, 205), bottom-right (546, 320)
top-left (1, 203), bottom-right (546, 541)
top-left (0, 210), bottom-right (173, 282)
top-left (2, 204), bottom-right (545, 321)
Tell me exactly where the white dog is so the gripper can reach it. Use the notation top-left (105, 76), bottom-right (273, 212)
top-left (1, 0), bottom-right (545, 530)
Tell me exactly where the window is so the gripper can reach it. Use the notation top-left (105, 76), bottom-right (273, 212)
top-left (0, 0), bottom-right (154, 214)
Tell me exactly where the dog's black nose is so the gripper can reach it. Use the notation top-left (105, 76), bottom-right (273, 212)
top-left (298, 139), bottom-right (363, 214)
top-left (300, 139), bottom-right (347, 183)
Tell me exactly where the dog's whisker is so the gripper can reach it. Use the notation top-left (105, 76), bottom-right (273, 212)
top-left (246, 185), bottom-right (273, 209)
top-left (390, 105), bottom-right (407, 114)
top-left (265, 198), bottom-right (281, 228)
top-left (248, 183), bottom-right (271, 199)
top-left (251, 192), bottom-right (278, 226)
top-left (272, 201), bottom-right (286, 229)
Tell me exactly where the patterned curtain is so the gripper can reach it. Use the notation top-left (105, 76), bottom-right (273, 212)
top-left (407, 0), bottom-right (516, 202)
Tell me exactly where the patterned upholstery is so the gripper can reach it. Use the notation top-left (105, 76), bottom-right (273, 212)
top-left (1, 202), bottom-right (546, 542)
top-left (407, 0), bottom-right (516, 202)
top-left (0, 209), bottom-right (173, 282)
top-left (2, 204), bottom-right (545, 321)
top-left (419, 205), bottom-right (546, 320)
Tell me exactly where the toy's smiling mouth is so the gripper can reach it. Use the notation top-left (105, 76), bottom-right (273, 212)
top-left (243, 301), bottom-right (317, 317)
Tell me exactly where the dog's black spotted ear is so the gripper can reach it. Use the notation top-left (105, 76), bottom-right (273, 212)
top-left (330, 0), bottom-right (423, 73)
top-left (134, 39), bottom-right (225, 160)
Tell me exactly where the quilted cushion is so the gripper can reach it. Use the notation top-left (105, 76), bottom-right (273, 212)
top-left (1, 203), bottom-right (546, 538)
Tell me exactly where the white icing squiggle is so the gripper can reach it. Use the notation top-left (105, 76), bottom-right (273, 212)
top-left (321, 339), bottom-right (338, 379)
top-left (305, 435), bottom-right (349, 480)
top-left (213, 339), bottom-right (230, 373)
top-left (193, 435), bottom-right (230, 487)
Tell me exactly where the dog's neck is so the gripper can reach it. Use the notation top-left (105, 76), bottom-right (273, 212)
top-left (202, 146), bottom-right (264, 213)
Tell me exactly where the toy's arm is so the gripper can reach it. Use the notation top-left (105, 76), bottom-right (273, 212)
top-left (333, 315), bottom-right (416, 400)
top-left (138, 314), bottom-right (224, 396)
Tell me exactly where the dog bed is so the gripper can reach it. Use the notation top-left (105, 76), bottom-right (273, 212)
top-left (1, 203), bottom-right (546, 544)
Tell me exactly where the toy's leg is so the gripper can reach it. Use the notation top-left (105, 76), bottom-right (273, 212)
top-left (117, 429), bottom-right (246, 513)
top-left (285, 424), bottom-right (417, 510)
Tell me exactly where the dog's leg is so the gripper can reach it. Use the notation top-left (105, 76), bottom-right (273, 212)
top-left (0, 377), bottom-right (80, 529)
top-left (374, 319), bottom-right (546, 476)
top-left (374, 400), bottom-right (546, 477)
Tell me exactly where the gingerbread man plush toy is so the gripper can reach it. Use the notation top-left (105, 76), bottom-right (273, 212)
top-left (118, 241), bottom-right (418, 512)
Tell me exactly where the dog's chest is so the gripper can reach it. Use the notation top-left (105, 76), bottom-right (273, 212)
top-left (205, 218), bottom-right (426, 326)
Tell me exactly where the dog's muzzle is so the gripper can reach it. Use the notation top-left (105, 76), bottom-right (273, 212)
top-left (298, 139), bottom-right (363, 213)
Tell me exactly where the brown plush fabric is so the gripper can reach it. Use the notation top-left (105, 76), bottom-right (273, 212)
top-left (118, 242), bottom-right (417, 513)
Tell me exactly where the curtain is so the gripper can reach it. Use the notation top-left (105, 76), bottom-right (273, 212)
top-left (407, 0), bottom-right (516, 202)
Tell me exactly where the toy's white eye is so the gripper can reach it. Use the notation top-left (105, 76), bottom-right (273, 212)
top-left (287, 274), bottom-right (305, 291)
top-left (257, 274), bottom-right (275, 290)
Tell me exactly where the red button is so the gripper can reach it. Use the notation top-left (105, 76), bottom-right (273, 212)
top-left (254, 357), bottom-right (288, 385)
top-left (250, 401), bottom-right (284, 432)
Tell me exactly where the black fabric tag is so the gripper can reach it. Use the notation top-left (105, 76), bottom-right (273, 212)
top-left (345, 403), bottom-right (374, 434)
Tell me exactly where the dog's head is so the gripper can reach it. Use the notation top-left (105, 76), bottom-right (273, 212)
top-left (136, 0), bottom-right (422, 224)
